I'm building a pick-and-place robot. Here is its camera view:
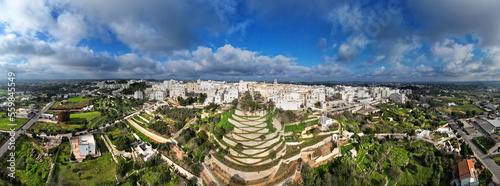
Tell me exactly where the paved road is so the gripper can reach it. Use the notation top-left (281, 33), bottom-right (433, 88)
top-left (437, 109), bottom-right (500, 184)
top-left (0, 101), bottom-right (54, 157)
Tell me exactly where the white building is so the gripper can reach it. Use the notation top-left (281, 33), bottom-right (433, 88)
top-left (70, 134), bottom-right (100, 162)
top-left (320, 116), bottom-right (333, 130)
top-left (134, 142), bottom-right (156, 161)
top-left (224, 89), bottom-right (238, 103)
top-left (169, 88), bottom-right (185, 100)
top-left (155, 91), bottom-right (164, 101)
top-left (78, 134), bottom-right (96, 156)
top-left (134, 90), bottom-right (144, 99)
top-left (390, 93), bottom-right (407, 104)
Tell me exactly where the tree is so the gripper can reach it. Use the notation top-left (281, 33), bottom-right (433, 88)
top-left (198, 93), bottom-right (207, 104)
top-left (116, 159), bottom-right (127, 176)
top-left (388, 166), bottom-right (402, 181)
top-left (312, 128), bottom-right (321, 136)
top-left (315, 101), bottom-right (323, 108)
top-left (254, 91), bottom-right (262, 100)
top-left (189, 164), bottom-right (201, 176)
top-left (243, 91), bottom-right (252, 101)
top-left (269, 149), bottom-right (276, 160)
top-left (187, 177), bottom-right (198, 186)
top-left (57, 110), bottom-right (70, 122)
top-left (115, 136), bottom-right (132, 152)
top-left (70, 152), bottom-right (76, 161)
top-left (259, 135), bottom-right (266, 141)
top-left (235, 143), bottom-right (244, 154)
top-left (85, 154), bottom-right (93, 160)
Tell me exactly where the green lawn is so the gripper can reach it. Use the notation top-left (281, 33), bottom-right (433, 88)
top-left (67, 96), bottom-right (93, 102)
top-left (53, 141), bottom-right (117, 185)
top-left (70, 111), bottom-right (101, 123)
top-left (284, 123), bottom-right (305, 133)
top-left (0, 117), bottom-right (29, 130)
top-left (29, 122), bottom-right (84, 134)
top-left (493, 156), bottom-right (500, 164)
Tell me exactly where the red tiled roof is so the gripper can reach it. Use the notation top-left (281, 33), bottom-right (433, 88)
top-left (458, 159), bottom-right (475, 180)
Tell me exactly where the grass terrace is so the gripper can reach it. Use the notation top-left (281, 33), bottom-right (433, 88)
top-left (284, 123), bottom-right (305, 133)
top-left (139, 112), bottom-right (152, 121)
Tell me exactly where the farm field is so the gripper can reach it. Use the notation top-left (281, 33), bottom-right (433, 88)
top-left (69, 111), bottom-right (101, 123)
top-left (51, 96), bottom-right (94, 109)
top-left (67, 96), bottom-right (93, 102)
top-left (0, 117), bottom-right (29, 130)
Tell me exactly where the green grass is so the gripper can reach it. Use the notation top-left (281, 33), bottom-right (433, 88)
top-left (126, 120), bottom-right (151, 143)
top-left (54, 141), bottom-right (117, 185)
top-left (70, 111), bottom-right (101, 122)
top-left (285, 123), bottom-right (305, 133)
top-left (106, 127), bottom-right (135, 143)
top-left (29, 122), bottom-right (84, 134)
top-left (0, 136), bottom-right (50, 185)
top-left (90, 116), bottom-right (108, 127)
top-left (493, 156), bottom-right (500, 164)
top-left (473, 137), bottom-right (497, 153)
top-left (0, 89), bottom-right (9, 97)
top-left (0, 117), bottom-right (29, 130)
top-left (139, 112), bottom-right (152, 121)
top-left (67, 96), bottom-right (93, 102)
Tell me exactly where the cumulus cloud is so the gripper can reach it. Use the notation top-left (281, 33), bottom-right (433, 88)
top-left (336, 35), bottom-right (370, 64)
top-left (0, 0), bottom-right (239, 56)
top-left (408, 0), bottom-right (500, 48)
top-left (0, 34), bottom-right (55, 59)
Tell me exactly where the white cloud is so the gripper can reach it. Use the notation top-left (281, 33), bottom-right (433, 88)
top-left (53, 12), bottom-right (88, 45)
top-left (336, 34), bottom-right (370, 64)
top-left (0, 0), bottom-right (54, 36)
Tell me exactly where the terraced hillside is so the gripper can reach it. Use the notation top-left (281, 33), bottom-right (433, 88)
top-left (209, 107), bottom-right (342, 185)
top-left (210, 109), bottom-right (288, 184)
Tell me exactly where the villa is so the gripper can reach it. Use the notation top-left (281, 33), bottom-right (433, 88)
top-left (70, 134), bottom-right (101, 162)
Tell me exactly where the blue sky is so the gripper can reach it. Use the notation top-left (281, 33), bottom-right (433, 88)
top-left (0, 0), bottom-right (500, 82)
